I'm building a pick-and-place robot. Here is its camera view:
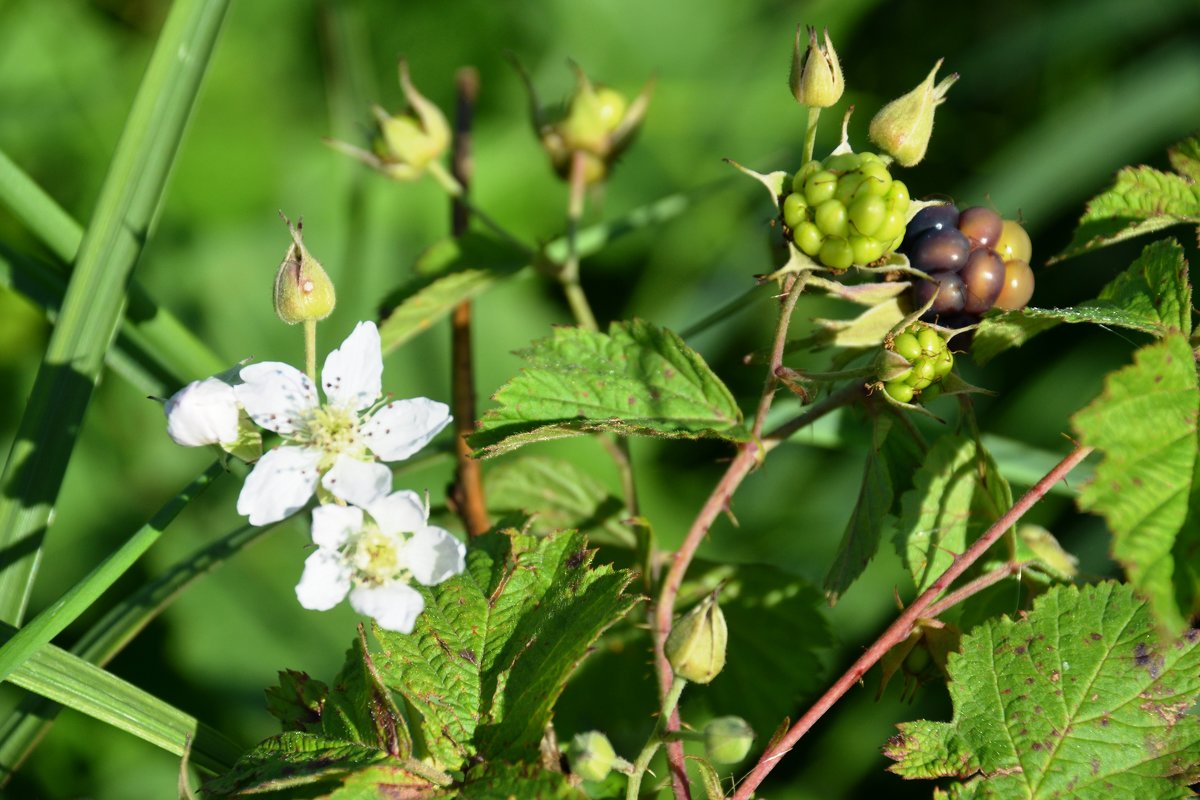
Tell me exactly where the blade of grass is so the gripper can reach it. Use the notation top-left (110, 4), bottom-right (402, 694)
top-left (0, 148), bottom-right (226, 395)
top-left (1, 622), bottom-right (242, 775)
top-left (0, 461), bottom-right (224, 685)
top-left (0, 518), bottom-right (276, 781)
top-left (0, 0), bottom-right (231, 625)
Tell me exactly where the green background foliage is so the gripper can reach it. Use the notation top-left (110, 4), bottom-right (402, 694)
top-left (0, 0), bottom-right (1198, 797)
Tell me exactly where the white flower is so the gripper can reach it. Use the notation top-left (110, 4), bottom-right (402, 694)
top-left (164, 378), bottom-right (241, 446)
top-left (296, 490), bottom-right (466, 633)
top-left (233, 321), bottom-right (452, 525)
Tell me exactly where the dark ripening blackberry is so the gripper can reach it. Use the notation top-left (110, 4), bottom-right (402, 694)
top-left (907, 205), bottom-right (1034, 323)
top-left (908, 227), bottom-right (970, 273)
top-left (901, 204), bottom-right (959, 250)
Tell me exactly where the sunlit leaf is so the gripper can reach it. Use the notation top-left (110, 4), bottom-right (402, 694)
top-left (886, 582), bottom-right (1200, 799)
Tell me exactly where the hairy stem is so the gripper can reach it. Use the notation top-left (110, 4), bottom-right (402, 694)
top-left (625, 676), bottom-right (687, 800)
top-left (560, 150), bottom-right (599, 332)
top-left (802, 106), bottom-right (821, 164)
top-left (303, 319), bottom-right (317, 383)
top-left (730, 444), bottom-right (1094, 799)
top-left (447, 66), bottom-right (490, 538)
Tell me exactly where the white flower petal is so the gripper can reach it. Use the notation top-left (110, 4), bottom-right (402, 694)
top-left (403, 526), bottom-right (466, 586)
top-left (361, 398), bottom-right (452, 461)
top-left (364, 490), bottom-right (426, 536)
top-left (164, 378), bottom-right (240, 446)
top-left (296, 549), bottom-right (352, 611)
top-left (236, 446), bottom-right (321, 525)
top-left (321, 455), bottom-right (392, 508)
top-left (311, 504), bottom-right (363, 549)
top-left (321, 321), bottom-right (382, 412)
top-left (235, 362), bottom-right (318, 435)
top-left (349, 581), bottom-right (425, 633)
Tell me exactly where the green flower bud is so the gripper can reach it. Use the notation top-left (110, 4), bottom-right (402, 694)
top-left (273, 216), bottom-right (335, 325)
top-left (790, 25), bottom-right (844, 108)
top-left (510, 56), bottom-right (653, 185)
top-left (570, 731), bottom-right (617, 782)
top-left (327, 60), bottom-right (449, 181)
top-left (868, 60), bottom-right (958, 167)
top-left (703, 716), bottom-right (755, 764)
top-left (665, 591), bottom-right (727, 684)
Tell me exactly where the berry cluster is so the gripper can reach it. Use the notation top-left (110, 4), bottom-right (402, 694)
top-left (903, 204), bottom-right (1034, 323)
top-left (781, 151), bottom-right (911, 269)
top-left (878, 324), bottom-right (954, 404)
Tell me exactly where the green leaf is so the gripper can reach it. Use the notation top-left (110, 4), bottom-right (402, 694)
top-left (320, 633), bottom-right (412, 755)
top-left (485, 456), bottom-right (636, 547)
top-left (0, 0), bottom-right (230, 625)
top-left (1168, 136), bottom-right (1200, 182)
top-left (200, 733), bottom-right (411, 797)
top-left (470, 320), bottom-right (747, 458)
top-left (972, 239), bottom-right (1194, 364)
top-left (825, 415), bottom-right (900, 603)
top-left (373, 531), bottom-right (639, 768)
top-left (456, 762), bottom-right (584, 799)
top-left (790, 297), bottom-right (907, 353)
top-left (686, 566), bottom-right (833, 736)
top-left (378, 232), bottom-right (530, 354)
top-left (0, 461), bottom-right (224, 686)
top-left (2, 622), bottom-right (241, 776)
top-left (886, 582), bottom-right (1200, 799)
top-left (1053, 161), bottom-right (1200, 262)
top-left (894, 436), bottom-right (1012, 593)
top-left (1071, 334), bottom-right (1200, 632)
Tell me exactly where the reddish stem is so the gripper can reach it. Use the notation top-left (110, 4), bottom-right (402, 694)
top-left (730, 444), bottom-right (1094, 800)
top-left (448, 67), bottom-right (489, 537)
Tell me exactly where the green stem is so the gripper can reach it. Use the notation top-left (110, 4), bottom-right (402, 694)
top-left (625, 676), bottom-right (687, 800)
top-left (802, 106), bottom-right (821, 164)
top-left (426, 161), bottom-right (534, 256)
top-left (561, 150), bottom-right (599, 332)
top-left (304, 319), bottom-right (318, 383)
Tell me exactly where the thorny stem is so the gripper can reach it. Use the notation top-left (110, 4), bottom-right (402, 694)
top-left (625, 676), bottom-right (688, 800)
top-left (303, 319), bottom-right (317, 383)
top-left (651, 273), bottom-right (830, 799)
top-left (925, 560), bottom-right (1035, 620)
top-left (448, 66), bottom-right (490, 538)
top-left (730, 444), bottom-right (1094, 800)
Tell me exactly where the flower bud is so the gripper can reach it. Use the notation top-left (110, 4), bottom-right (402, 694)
top-left (328, 60), bottom-right (449, 181)
top-left (570, 731), bottom-right (617, 782)
top-left (510, 56), bottom-right (653, 185)
top-left (790, 25), bottom-right (844, 108)
top-left (703, 716), bottom-right (755, 764)
top-left (868, 60), bottom-right (958, 167)
top-left (665, 591), bottom-right (727, 684)
top-left (273, 216), bottom-right (336, 325)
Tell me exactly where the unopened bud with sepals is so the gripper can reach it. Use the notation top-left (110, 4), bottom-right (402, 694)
top-left (790, 25), bottom-right (843, 108)
top-left (868, 60), bottom-right (958, 167)
top-left (273, 215), bottom-right (336, 325)
top-left (665, 590), bottom-right (727, 684)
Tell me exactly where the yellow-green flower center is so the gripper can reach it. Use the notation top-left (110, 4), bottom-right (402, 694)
top-left (352, 525), bottom-right (409, 584)
top-left (296, 405), bottom-right (367, 469)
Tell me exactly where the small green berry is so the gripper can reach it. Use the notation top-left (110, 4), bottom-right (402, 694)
top-left (818, 236), bottom-right (854, 269)
top-left (916, 327), bottom-right (943, 356)
top-left (884, 380), bottom-right (915, 403)
top-left (892, 332), bottom-right (922, 363)
top-left (782, 192), bottom-right (808, 229)
top-left (793, 221), bottom-right (823, 256)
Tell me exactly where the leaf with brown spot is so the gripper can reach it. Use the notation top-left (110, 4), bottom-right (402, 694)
top-left (888, 582), bottom-right (1200, 799)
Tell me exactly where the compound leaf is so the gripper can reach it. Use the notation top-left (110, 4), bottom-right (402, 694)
top-left (1071, 334), bottom-right (1200, 632)
top-left (886, 582), bottom-right (1200, 799)
top-left (374, 530), bottom-right (639, 767)
top-left (470, 320), bottom-right (746, 457)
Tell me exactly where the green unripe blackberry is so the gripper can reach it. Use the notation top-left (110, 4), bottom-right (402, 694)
top-left (780, 150), bottom-right (911, 269)
top-left (875, 323), bottom-right (954, 404)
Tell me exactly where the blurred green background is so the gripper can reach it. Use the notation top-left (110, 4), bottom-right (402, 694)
top-left (0, 0), bottom-right (1197, 797)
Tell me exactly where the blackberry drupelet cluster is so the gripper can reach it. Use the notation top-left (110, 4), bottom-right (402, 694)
top-left (780, 151), bottom-right (911, 269)
top-left (903, 204), bottom-right (1034, 324)
top-left (879, 324), bottom-right (954, 404)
